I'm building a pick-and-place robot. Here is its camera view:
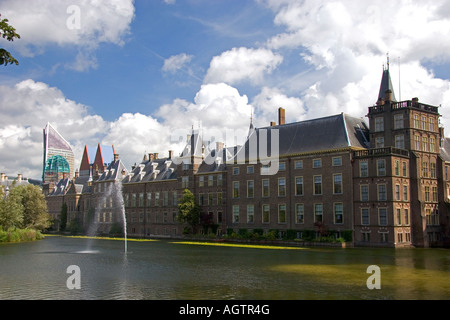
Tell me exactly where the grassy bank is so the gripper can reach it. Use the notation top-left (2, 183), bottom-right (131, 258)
top-left (0, 227), bottom-right (45, 243)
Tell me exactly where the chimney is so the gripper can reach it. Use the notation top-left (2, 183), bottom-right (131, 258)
top-left (154, 153), bottom-right (159, 160)
top-left (17, 174), bottom-right (22, 182)
top-left (114, 154), bottom-right (119, 162)
top-left (149, 153), bottom-right (154, 161)
top-left (168, 150), bottom-right (174, 159)
top-left (270, 121), bottom-right (277, 127)
top-left (74, 170), bottom-right (79, 179)
top-left (1, 173), bottom-right (5, 182)
top-left (278, 107), bottom-right (286, 126)
top-left (439, 127), bottom-right (445, 148)
top-left (216, 141), bottom-right (224, 151)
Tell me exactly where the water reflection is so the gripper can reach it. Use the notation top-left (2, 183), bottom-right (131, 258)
top-left (0, 236), bottom-right (449, 300)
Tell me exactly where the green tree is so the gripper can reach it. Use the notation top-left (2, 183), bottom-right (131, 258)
top-left (9, 185), bottom-right (51, 231)
top-left (177, 189), bottom-right (201, 234)
top-left (0, 14), bottom-right (20, 66)
top-left (0, 188), bottom-right (24, 229)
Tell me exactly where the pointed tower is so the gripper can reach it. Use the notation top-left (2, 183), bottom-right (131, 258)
top-left (92, 143), bottom-right (106, 176)
top-left (376, 59), bottom-right (397, 105)
top-left (79, 145), bottom-right (91, 177)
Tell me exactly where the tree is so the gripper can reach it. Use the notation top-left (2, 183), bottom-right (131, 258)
top-left (8, 184), bottom-right (51, 231)
top-left (177, 189), bottom-right (202, 234)
top-left (0, 13), bottom-right (20, 66)
top-left (59, 202), bottom-right (68, 231)
top-left (0, 189), bottom-right (24, 230)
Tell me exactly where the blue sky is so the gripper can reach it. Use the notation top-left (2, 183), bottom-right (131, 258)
top-left (1, 0), bottom-right (450, 179)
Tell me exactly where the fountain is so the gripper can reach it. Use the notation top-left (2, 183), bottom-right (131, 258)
top-left (114, 180), bottom-right (127, 254)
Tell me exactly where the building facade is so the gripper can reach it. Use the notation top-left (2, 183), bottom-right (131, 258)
top-left (45, 68), bottom-right (450, 247)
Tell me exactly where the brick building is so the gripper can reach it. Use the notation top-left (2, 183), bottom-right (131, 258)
top-left (45, 67), bottom-right (450, 247)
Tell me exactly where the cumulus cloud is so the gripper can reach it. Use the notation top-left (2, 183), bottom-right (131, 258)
top-left (2, 0), bottom-right (135, 70)
top-left (204, 47), bottom-right (283, 85)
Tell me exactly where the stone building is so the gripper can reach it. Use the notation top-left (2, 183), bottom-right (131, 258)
top-left (45, 67), bottom-right (450, 247)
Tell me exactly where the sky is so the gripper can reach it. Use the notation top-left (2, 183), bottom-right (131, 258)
top-left (1, 0), bottom-right (450, 180)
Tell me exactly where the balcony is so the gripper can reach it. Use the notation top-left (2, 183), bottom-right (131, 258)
top-left (354, 147), bottom-right (410, 158)
top-left (368, 100), bottom-right (439, 115)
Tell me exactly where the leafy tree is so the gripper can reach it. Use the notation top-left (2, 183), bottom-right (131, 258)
top-left (9, 184), bottom-right (51, 231)
top-left (177, 189), bottom-right (201, 234)
top-left (0, 14), bottom-right (20, 66)
top-left (0, 188), bottom-right (24, 229)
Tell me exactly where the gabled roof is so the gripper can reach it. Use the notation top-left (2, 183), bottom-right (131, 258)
top-left (122, 157), bottom-right (177, 184)
top-left (440, 137), bottom-right (450, 162)
top-left (179, 129), bottom-right (203, 159)
top-left (79, 145), bottom-right (91, 176)
top-left (231, 113), bottom-right (369, 162)
top-left (97, 158), bottom-right (128, 182)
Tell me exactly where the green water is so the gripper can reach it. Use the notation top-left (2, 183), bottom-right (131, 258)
top-left (0, 236), bottom-right (448, 300)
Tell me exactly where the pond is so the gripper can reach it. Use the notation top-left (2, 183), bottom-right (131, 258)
top-left (0, 236), bottom-right (449, 300)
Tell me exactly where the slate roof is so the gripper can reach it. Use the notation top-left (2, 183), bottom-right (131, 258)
top-left (122, 157), bottom-right (177, 184)
top-left (378, 68), bottom-right (397, 103)
top-left (98, 159), bottom-right (129, 182)
top-left (440, 137), bottom-right (450, 162)
top-left (231, 113), bottom-right (369, 162)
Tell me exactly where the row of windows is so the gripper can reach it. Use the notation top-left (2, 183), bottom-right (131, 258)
top-left (198, 174), bottom-right (223, 187)
top-left (375, 115), bottom-right (436, 132)
top-left (360, 207), bottom-right (411, 227)
top-left (124, 191), bottom-right (177, 208)
top-left (232, 174), bottom-right (344, 198)
top-left (360, 184), bottom-right (409, 202)
top-left (232, 203), bottom-right (344, 225)
top-left (360, 159), bottom-right (407, 177)
top-left (232, 156), bottom-right (343, 175)
top-left (360, 231), bottom-right (412, 243)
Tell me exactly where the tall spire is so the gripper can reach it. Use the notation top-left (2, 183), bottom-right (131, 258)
top-left (377, 54), bottom-right (397, 103)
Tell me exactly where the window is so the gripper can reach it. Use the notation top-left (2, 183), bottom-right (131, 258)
top-left (334, 203), bottom-right (343, 224)
top-left (217, 211), bottom-right (223, 224)
top-left (262, 179), bottom-right (270, 197)
top-left (422, 137), bottom-right (428, 152)
top-left (173, 192), bottom-right (178, 206)
top-left (402, 161), bottom-right (408, 177)
top-left (233, 167), bottom-right (239, 175)
top-left (217, 174), bottom-right (223, 186)
top-left (332, 157), bottom-right (342, 166)
top-left (247, 205), bottom-right (254, 223)
top-left (375, 117), bottom-right (384, 132)
top-left (131, 194), bottom-right (137, 207)
top-left (232, 205), bottom-right (239, 223)
top-left (404, 209), bottom-right (409, 225)
top-left (199, 193), bottom-right (204, 206)
top-left (295, 160), bottom-right (303, 169)
top-left (413, 114), bottom-right (420, 128)
top-left (278, 178), bottom-right (286, 196)
top-left (199, 176), bottom-right (204, 187)
top-left (314, 204), bottom-right (323, 222)
top-left (208, 193), bottom-right (213, 206)
top-left (395, 135), bottom-right (405, 149)
top-left (262, 205), bottom-right (270, 223)
top-left (425, 186), bottom-right (430, 202)
top-left (155, 192), bottom-right (160, 207)
top-left (394, 114), bottom-right (404, 129)
top-left (378, 184), bottom-right (387, 201)
top-left (247, 166), bottom-right (254, 174)
top-left (296, 204), bottom-right (304, 224)
top-left (163, 191), bottom-right (169, 207)
top-left (375, 137), bottom-right (385, 148)
top-left (361, 185), bottom-right (369, 202)
top-left (182, 176), bottom-right (189, 188)
top-left (208, 175), bottom-right (214, 186)
top-left (145, 193), bottom-right (151, 207)
top-left (394, 160), bottom-right (400, 176)
top-left (217, 192), bottom-right (222, 205)
top-left (380, 232), bottom-right (388, 243)
top-left (430, 137), bottom-right (436, 153)
top-left (396, 208), bottom-right (401, 225)
top-left (278, 204), bottom-right (286, 223)
top-left (139, 193), bottom-right (144, 207)
top-left (414, 135), bottom-right (421, 150)
top-left (429, 118), bottom-right (435, 132)
top-left (295, 177), bottom-right (304, 196)
top-left (233, 181), bottom-right (239, 198)
top-left (279, 162), bottom-right (286, 171)
top-left (421, 116), bottom-right (427, 130)
top-left (247, 180), bottom-right (254, 198)
top-left (314, 176), bottom-right (322, 195)
top-left (431, 162), bottom-right (436, 178)
top-left (361, 208), bottom-right (370, 225)
top-left (422, 162), bottom-right (429, 178)
top-left (403, 186), bottom-right (408, 201)
top-left (377, 159), bottom-right (386, 176)
top-left (395, 185), bottom-right (400, 201)
top-left (379, 208), bottom-right (387, 226)
top-left (313, 159), bottom-right (322, 168)
top-left (432, 186), bottom-right (438, 202)
top-left (360, 161), bottom-right (368, 177)
top-left (333, 174), bottom-right (343, 194)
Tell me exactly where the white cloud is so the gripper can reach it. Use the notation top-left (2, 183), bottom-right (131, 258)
top-left (204, 47), bottom-right (283, 85)
top-left (162, 53), bottom-right (194, 73)
top-left (2, 0), bottom-right (135, 70)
